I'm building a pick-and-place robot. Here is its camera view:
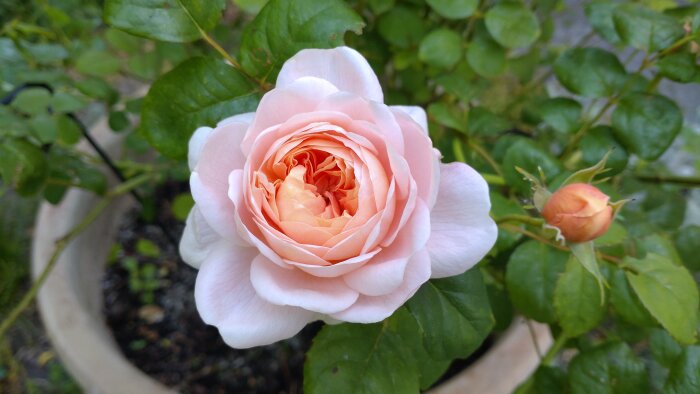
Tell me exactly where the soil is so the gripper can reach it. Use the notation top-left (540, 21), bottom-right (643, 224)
top-left (102, 182), bottom-right (319, 394)
top-left (102, 182), bottom-right (484, 393)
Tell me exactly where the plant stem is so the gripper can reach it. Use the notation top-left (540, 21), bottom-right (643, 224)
top-left (495, 214), bottom-right (545, 226)
top-left (482, 173), bottom-right (506, 186)
top-left (635, 173), bottom-right (700, 187)
top-left (0, 173), bottom-right (155, 341)
top-left (542, 333), bottom-right (568, 365)
top-left (469, 139), bottom-right (504, 176)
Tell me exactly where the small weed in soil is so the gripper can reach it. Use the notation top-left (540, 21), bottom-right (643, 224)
top-left (102, 183), bottom-right (320, 394)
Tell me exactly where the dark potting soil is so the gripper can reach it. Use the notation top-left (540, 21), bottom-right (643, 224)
top-left (102, 182), bottom-right (486, 393)
top-left (102, 182), bottom-right (319, 394)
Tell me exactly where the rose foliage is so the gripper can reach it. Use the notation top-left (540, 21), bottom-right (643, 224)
top-left (1, 0), bottom-right (700, 392)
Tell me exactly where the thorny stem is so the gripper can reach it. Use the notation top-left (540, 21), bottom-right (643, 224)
top-left (0, 173), bottom-right (156, 341)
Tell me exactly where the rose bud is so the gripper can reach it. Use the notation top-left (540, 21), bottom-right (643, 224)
top-left (541, 183), bottom-right (613, 243)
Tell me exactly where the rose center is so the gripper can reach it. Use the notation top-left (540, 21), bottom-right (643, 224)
top-left (254, 138), bottom-right (361, 244)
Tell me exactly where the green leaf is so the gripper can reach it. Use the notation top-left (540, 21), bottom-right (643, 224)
top-left (502, 139), bottom-right (562, 195)
top-left (506, 241), bottom-right (568, 323)
top-left (0, 139), bottom-right (48, 196)
top-left (554, 256), bottom-right (606, 337)
top-left (136, 238), bottom-right (160, 258)
top-left (428, 102), bottom-right (467, 133)
top-left (426, 0), bottom-right (478, 19)
top-left (664, 346), bottom-right (700, 394)
top-left (418, 28), bottom-right (463, 69)
top-left (612, 93), bottom-right (683, 161)
top-left (649, 328), bottom-right (682, 368)
top-left (105, 28), bottom-right (144, 53)
top-left (658, 52), bottom-right (698, 83)
top-left (29, 113), bottom-right (59, 143)
top-left (127, 50), bottom-right (161, 80)
top-left (377, 6), bottom-right (427, 49)
top-left (467, 107), bottom-right (511, 136)
top-left (108, 111), bottom-right (130, 132)
top-left (466, 34), bottom-right (507, 78)
top-left (637, 233), bottom-right (682, 266)
top-left (515, 366), bottom-right (568, 394)
top-left (554, 47), bottom-right (627, 98)
top-left (240, 0), bottom-right (364, 79)
top-left (233, 0), bottom-right (269, 14)
top-left (594, 221), bottom-right (627, 246)
top-left (75, 50), bottom-right (121, 77)
top-left (104, 0), bottom-right (226, 43)
top-left (613, 4), bottom-right (685, 52)
top-left (172, 193), bottom-right (195, 221)
top-left (484, 3), bottom-right (540, 48)
top-left (434, 62), bottom-right (488, 103)
top-left (584, 1), bottom-right (621, 45)
top-left (643, 188), bottom-right (686, 231)
top-left (11, 87), bottom-right (51, 116)
top-left (75, 78), bottom-right (119, 105)
top-left (57, 115), bottom-right (82, 145)
top-left (568, 341), bottom-right (649, 394)
top-left (51, 92), bottom-right (87, 113)
top-left (675, 225), bottom-right (700, 271)
top-left (625, 253), bottom-right (699, 344)
top-left (20, 41), bottom-right (69, 65)
top-left (141, 57), bottom-right (260, 159)
top-left (304, 311), bottom-right (421, 394)
top-left (406, 269), bottom-right (494, 360)
top-left (537, 97), bottom-right (582, 134)
top-left (580, 126), bottom-right (629, 176)
top-left (608, 266), bottom-right (656, 327)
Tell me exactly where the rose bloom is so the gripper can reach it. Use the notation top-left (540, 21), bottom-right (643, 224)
top-left (542, 183), bottom-right (613, 243)
top-left (180, 47), bottom-right (497, 348)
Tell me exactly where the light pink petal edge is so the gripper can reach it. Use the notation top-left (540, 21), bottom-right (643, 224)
top-left (276, 46), bottom-right (383, 102)
top-left (427, 162), bottom-right (497, 278)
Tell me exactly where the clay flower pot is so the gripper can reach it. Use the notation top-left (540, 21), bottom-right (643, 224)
top-left (32, 118), bottom-right (551, 394)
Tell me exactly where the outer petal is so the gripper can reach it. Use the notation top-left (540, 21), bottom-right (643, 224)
top-left (191, 116), bottom-right (252, 240)
top-left (427, 163), bottom-right (497, 278)
top-left (277, 46), bottom-right (383, 102)
top-left (250, 255), bottom-right (359, 314)
top-left (330, 248), bottom-right (431, 323)
top-left (188, 127), bottom-right (213, 171)
top-left (195, 244), bottom-right (315, 348)
top-left (342, 200), bottom-right (430, 296)
top-left (391, 105), bottom-right (428, 134)
top-left (179, 206), bottom-right (220, 269)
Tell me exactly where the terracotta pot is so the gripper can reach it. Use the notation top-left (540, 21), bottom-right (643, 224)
top-left (32, 119), bottom-right (551, 394)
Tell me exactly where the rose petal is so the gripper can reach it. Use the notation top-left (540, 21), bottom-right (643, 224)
top-left (343, 200), bottom-right (431, 296)
top-left (188, 127), bottom-right (213, 171)
top-left (179, 206), bottom-right (221, 269)
top-left (191, 116), bottom-right (252, 240)
top-left (242, 77), bottom-right (339, 156)
top-left (250, 254), bottom-right (359, 314)
top-left (392, 107), bottom-right (440, 208)
top-left (277, 46), bottom-right (383, 102)
top-left (195, 245), bottom-right (314, 348)
top-left (427, 163), bottom-right (497, 278)
top-left (391, 105), bottom-right (428, 134)
top-left (330, 248), bottom-right (431, 323)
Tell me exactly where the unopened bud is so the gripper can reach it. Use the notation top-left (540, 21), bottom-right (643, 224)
top-left (542, 183), bottom-right (613, 243)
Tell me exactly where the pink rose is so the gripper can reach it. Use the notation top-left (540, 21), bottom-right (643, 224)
top-left (180, 47), bottom-right (497, 348)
